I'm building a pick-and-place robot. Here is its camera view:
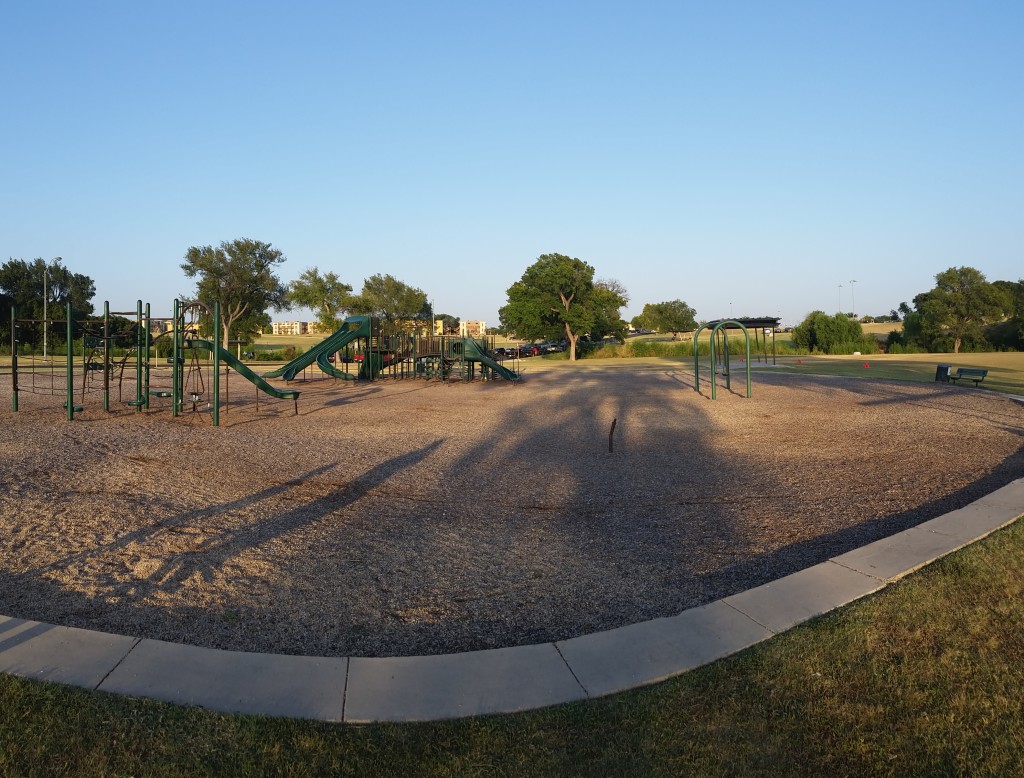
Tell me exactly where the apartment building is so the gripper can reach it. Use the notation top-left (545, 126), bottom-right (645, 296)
top-left (271, 321), bottom-right (308, 336)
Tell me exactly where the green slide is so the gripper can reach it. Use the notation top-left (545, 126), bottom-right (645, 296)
top-left (315, 350), bottom-right (357, 380)
top-left (263, 316), bottom-right (372, 381)
top-left (461, 338), bottom-right (520, 381)
top-left (190, 340), bottom-right (300, 405)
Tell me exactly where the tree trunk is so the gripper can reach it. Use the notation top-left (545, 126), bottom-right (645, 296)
top-left (953, 336), bottom-right (961, 354)
top-left (565, 323), bottom-right (578, 361)
top-left (222, 320), bottom-right (233, 352)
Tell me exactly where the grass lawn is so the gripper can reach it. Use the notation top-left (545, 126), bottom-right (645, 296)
top-left (761, 352), bottom-right (1024, 395)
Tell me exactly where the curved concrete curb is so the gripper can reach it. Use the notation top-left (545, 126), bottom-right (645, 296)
top-left (3, 479), bottom-right (1023, 723)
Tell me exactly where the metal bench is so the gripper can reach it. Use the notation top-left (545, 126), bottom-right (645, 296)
top-left (949, 367), bottom-right (988, 387)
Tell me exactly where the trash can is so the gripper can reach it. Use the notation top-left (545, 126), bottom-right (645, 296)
top-left (935, 364), bottom-right (951, 383)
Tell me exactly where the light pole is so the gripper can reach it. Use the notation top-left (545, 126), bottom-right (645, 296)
top-left (849, 279), bottom-right (857, 320)
top-left (43, 256), bottom-right (62, 360)
top-left (838, 283), bottom-right (843, 314)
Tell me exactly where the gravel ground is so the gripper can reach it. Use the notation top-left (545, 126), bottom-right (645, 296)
top-left (1, 362), bottom-right (1022, 657)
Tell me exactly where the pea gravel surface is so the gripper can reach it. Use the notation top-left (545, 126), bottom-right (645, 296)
top-left (1, 362), bottom-right (1022, 657)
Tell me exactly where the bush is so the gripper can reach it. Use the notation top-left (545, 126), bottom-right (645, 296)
top-left (792, 311), bottom-right (877, 355)
top-left (253, 349), bottom-right (287, 361)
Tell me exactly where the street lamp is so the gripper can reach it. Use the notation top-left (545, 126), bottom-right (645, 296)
top-left (43, 256), bottom-right (62, 360)
top-left (838, 283), bottom-right (843, 314)
top-left (849, 279), bottom-right (857, 320)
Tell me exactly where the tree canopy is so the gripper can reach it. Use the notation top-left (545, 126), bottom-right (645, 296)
top-left (631, 300), bottom-right (697, 337)
top-left (287, 268), bottom-right (354, 333)
top-left (588, 279), bottom-right (631, 343)
top-left (0, 257), bottom-right (96, 346)
top-left (349, 274), bottom-right (429, 331)
top-left (434, 313), bottom-right (460, 335)
top-left (499, 253), bottom-right (627, 360)
top-left (181, 239), bottom-right (288, 348)
top-left (916, 266), bottom-right (1007, 353)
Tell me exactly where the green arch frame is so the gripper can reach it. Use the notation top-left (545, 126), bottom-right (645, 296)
top-left (692, 319), bottom-right (751, 399)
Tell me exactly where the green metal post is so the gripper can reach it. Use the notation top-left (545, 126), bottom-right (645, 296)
top-left (710, 325), bottom-right (718, 400)
top-left (66, 302), bottom-right (74, 420)
top-left (693, 323), bottom-right (709, 392)
top-left (144, 303), bottom-right (152, 408)
top-left (745, 330), bottom-right (752, 398)
top-left (172, 299), bottom-right (180, 417)
top-left (103, 301), bottom-right (110, 412)
top-left (135, 300), bottom-right (143, 411)
top-left (11, 307), bottom-right (18, 412)
top-left (212, 301), bottom-right (220, 426)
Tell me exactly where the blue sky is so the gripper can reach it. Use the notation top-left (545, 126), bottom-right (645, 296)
top-left (3, 1), bottom-right (1021, 326)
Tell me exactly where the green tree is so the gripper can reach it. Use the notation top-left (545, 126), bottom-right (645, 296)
top-left (287, 268), bottom-right (354, 333)
top-left (499, 253), bottom-right (625, 360)
top-left (918, 266), bottom-right (1005, 353)
top-left (634, 300), bottom-right (697, 338)
top-left (588, 279), bottom-right (630, 343)
top-left (181, 239), bottom-right (288, 349)
top-left (350, 274), bottom-right (429, 331)
top-left (434, 313), bottom-right (460, 335)
top-left (0, 257), bottom-right (96, 346)
top-left (791, 311), bottom-right (870, 354)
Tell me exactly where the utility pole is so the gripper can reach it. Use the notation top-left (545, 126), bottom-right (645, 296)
top-left (43, 256), bottom-right (62, 360)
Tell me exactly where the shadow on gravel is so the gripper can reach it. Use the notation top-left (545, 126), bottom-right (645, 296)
top-left (3, 369), bottom-right (1024, 658)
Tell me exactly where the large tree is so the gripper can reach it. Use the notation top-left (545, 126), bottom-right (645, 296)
top-left (918, 266), bottom-right (1005, 353)
top-left (0, 257), bottom-right (96, 346)
top-left (181, 239), bottom-right (288, 349)
top-left (287, 268), bottom-right (354, 333)
top-left (632, 300), bottom-right (697, 338)
top-left (350, 273), bottom-right (429, 331)
top-left (499, 253), bottom-right (626, 360)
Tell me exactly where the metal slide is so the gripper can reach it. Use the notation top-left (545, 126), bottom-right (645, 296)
top-left (460, 338), bottom-right (520, 381)
top-left (262, 316), bottom-right (372, 381)
top-left (189, 340), bottom-right (300, 407)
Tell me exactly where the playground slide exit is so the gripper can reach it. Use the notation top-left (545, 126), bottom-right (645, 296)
top-left (262, 316), bottom-right (372, 382)
top-left (462, 339), bottom-right (520, 381)
top-left (189, 340), bottom-right (300, 402)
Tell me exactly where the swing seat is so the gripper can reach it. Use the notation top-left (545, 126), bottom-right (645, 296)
top-left (151, 391), bottom-right (173, 398)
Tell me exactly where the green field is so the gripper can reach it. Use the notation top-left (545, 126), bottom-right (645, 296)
top-left (765, 351), bottom-right (1024, 395)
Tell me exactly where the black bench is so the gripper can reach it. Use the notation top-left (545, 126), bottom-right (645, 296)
top-left (949, 367), bottom-right (988, 387)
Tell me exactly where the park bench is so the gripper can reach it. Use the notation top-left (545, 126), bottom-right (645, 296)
top-left (949, 367), bottom-right (988, 387)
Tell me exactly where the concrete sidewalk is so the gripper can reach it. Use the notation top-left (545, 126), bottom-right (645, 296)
top-left (3, 478), bottom-right (1022, 723)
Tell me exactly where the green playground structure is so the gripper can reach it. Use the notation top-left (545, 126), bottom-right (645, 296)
top-left (7, 300), bottom-right (518, 424)
top-left (187, 339), bottom-right (299, 414)
top-left (263, 316), bottom-right (372, 381)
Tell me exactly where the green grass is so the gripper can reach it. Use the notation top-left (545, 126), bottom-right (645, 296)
top-left (762, 352), bottom-right (1024, 395)
top-left (2, 519), bottom-right (1023, 776)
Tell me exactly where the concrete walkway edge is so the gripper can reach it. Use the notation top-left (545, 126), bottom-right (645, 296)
top-left (2, 477), bottom-right (1022, 723)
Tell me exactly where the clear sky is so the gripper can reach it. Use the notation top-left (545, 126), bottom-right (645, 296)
top-left (3, 1), bottom-right (1021, 327)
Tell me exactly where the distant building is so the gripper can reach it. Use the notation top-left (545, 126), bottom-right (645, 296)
top-left (307, 321), bottom-right (332, 335)
top-left (460, 320), bottom-right (486, 338)
top-left (272, 321), bottom-right (308, 336)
